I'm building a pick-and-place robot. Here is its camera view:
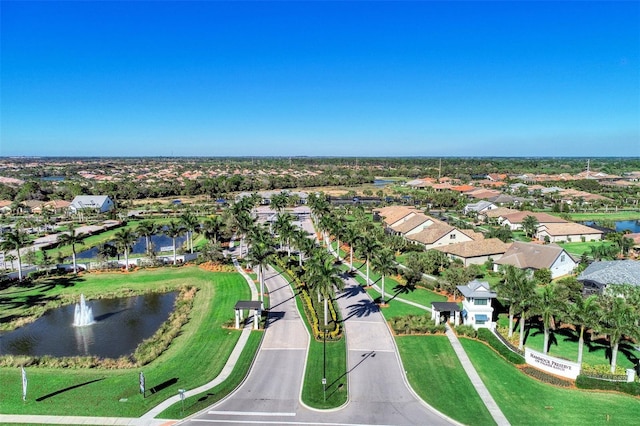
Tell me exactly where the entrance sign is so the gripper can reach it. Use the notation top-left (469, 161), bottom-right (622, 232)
top-left (525, 348), bottom-right (580, 379)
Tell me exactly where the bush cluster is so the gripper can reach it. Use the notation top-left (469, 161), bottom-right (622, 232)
top-left (455, 325), bottom-right (477, 338)
top-left (476, 328), bottom-right (525, 364)
top-left (388, 314), bottom-right (446, 335)
top-left (581, 363), bottom-right (629, 378)
top-left (576, 375), bottom-right (640, 396)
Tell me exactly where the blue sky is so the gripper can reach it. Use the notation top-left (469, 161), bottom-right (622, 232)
top-left (1, 1), bottom-right (638, 157)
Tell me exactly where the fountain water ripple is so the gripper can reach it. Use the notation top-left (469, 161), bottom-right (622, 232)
top-left (73, 294), bottom-right (94, 327)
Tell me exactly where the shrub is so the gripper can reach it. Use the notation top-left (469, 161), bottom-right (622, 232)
top-left (477, 328), bottom-right (525, 364)
top-left (520, 366), bottom-right (573, 387)
top-left (576, 375), bottom-right (640, 396)
top-left (455, 325), bottom-right (477, 338)
top-left (388, 314), bottom-right (445, 335)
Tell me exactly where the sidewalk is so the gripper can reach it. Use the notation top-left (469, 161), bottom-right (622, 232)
top-left (1, 243), bottom-right (259, 426)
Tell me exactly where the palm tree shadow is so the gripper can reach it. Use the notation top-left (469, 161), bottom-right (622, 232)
top-left (342, 300), bottom-right (379, 321)
top-left (336, 285), bottom-right (364, 300)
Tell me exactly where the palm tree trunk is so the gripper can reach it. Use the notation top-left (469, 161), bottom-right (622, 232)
top-left (173, 238), bottom-right (177, 265)
top-left (146, 235), bottom-right (151, 254)
top-left (17, 253), bottom-right (23, 281)
top-left (543, 325), bottom-right (550, 354)
top-left (324, 297), bottom-right (328, 327)
top-left (508, 307), bottom-right (514, 338)
top-left (336, 237), bottom-right (340, 259)
top-left (578, 326), bottom-right (585, 365)
top-left (381, 274), bottom-right (385, 304)
top-left (366, 259), bottom-right (370, 286)
top-left (519, 313), bottom-right (526, 350)
top-left (349, 246), bottom-right (353, 271)
top-left (72, 250), bottom-right (77, 274)
top-left (610, 341), bottom-right (619, 373)
top-left (259, 266), bottom-right (264, 303)
top-left (125, 249), bottom-right (130, 271)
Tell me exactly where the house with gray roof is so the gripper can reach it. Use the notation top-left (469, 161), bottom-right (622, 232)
top-left (457, 280), bottom-right (497, 330)
top-left (69, 195), bottom-right (114, 213)
top-left (578, 260), bottom-right (640, 295)
top-left (463, 200), bottom-right (497, 215)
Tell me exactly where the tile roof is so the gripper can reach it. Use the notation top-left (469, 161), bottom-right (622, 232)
top-left (495, 242), bottom-right (569, 270)
top-left (376, 206), bottom-right (422, 226)
top-left (389, 213), bottom-right (433, 234)
top-left (406, 222), bottom-right (454, 245)
top-left (578, 260), bottom-right (640, 286)
top-left (537, 223), bottom-right (603, 236)
top-left (484, 207), bottom-right (519, 218)
top-left (500, 211), bottom-right (567, 225)
top-left (434, 238), bottom-right (509, 258)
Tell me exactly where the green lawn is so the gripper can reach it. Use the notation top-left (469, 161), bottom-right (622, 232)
top-left (460, 338), bottom-right (640, 424)
top-left (558, 240), bottom-right (615, 257)
top-left (562, 211), bottom-right (640, 222)
top-left (396, 336), bottom-right (495, 425)
top-left (0, 267), bottom-right (256, 418)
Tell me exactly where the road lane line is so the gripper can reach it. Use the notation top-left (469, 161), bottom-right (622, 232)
top-left (207, 411), bottom-right (295, 416)
top-left (194, 419), bottom-right (395, 426)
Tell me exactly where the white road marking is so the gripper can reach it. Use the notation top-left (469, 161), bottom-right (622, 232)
top-left (195, 419), bottom-right (395, 426)
top-left (207, 411), bottom-right (296, 416)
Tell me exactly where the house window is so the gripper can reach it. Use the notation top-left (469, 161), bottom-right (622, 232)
top-left (476, 319), bottom-right (486, 325)
top-left (474, 298), bottom-right (488, 306)
top-left (450, 234), bottom-right (456, 239)
top-left (561, 254), bottom-right (565, 262)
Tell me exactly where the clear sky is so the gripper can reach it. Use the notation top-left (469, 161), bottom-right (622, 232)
top-left (1, 1), bottom-right (638, 158)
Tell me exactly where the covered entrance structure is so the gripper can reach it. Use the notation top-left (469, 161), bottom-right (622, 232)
top-left (431, 302), bottom-right (461, 326)
top-left (234, 300), bottom-right (263, 330)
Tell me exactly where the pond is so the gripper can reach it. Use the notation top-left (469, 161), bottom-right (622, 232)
top-left (584, 220), bottom-right (640, 233)
top-left (0, 292), bottom-right (177, 359)
top-left (76, 232), bottom-right (188, 259)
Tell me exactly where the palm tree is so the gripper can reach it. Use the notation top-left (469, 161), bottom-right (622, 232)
top-left (4, 253), bottom-right (16, 271)
top-left (113, 228), bottom-right (138, 271)
top-left (305, 250), bottom-right (344, 327)
top-left (57, 229), bottom-right (86, 275)
top-left (202, 216), bottom-right (223, 244)
top-left (517, 279), bottom-right (538, 351)
top-left (566, 294), bottom-right (600, 365)
top-left (273, 213), bottom-right (295, 256)
top-left (180, 212), bottom-right (200, 254)
top-left (371, 248), bottom-right (396, 305)
top-left (98, 242), bottom-right (118, 266)
top-left (342, 224), bottom-right (359, 272)
top-left (330, 217), bottom-right (345, 260)
top-left (531, 284), bottom-right (565, 354)
top-left (0, 229), bottom-right (28, 281)
top-left (597, 295), bottom-right (638, 373)
top-left (293, 228), bottom-right (315, 267)
top-left (136, 220), bottom-right (159, 255)
top-left (246, 232), bottom-right (275, 303)
top-left (164, 221), bottom-right (186, 265)
top-left (521, 215), bottom-right (539, 238)
top-left (495, 265), bottom-right (528, 338)
top-left (355, 234), bottom-right (380, 287)
top-left (270, 191), bottom-right (289, 214)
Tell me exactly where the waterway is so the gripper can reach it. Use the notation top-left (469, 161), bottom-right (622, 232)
top-left (76, 232), bottom-right (188, 259)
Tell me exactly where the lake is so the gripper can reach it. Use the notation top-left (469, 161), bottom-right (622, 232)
top-left (585, 220), bottom-right (640, 233)
top-left (76, 232), bottom-right (188, 259)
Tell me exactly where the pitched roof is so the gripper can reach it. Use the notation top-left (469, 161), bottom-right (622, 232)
top-left (376, 206), bottom-right (421, 226)
top-left (495, 242), bottom-right (569, 270)
top-left (465, 200), bottom-right (495, 212)
top-left (537, 223), bottom-right (604, 236)
top-left (485, 207), bottom-right (520, 218)
top-left (434, 238), bottom-right (509, 258)
top-left (578, 260), bottom-right (640, 287)
top-left (500, 211), bottom-right (567, 225)
top-left (406, 222), bottom-right (454, 245)
top-left (70, 195), bottom-right (112, 209)
top-left (389, 213), bottom-right (433, 234)
top-left (457, 280), bottom-right (497, 298)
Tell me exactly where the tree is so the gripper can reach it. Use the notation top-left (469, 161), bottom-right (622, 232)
top-left (180, 212), bottom-right (200, 254)
top-left (597, 294), bottom-right (639, 373)
top-left (371, 248), bottom-right (396, 304)
top-left (305, 250), bottom-right (344, 327)
top-left (533, 268), bottom-right (552, 285)
top-left (355, 234), bottom-right (380, 287)
top-left (246, 231), bottom-right (275, 303)
top-left (565, 294), bottom-right (599, 365)
top-left (136, 220), bottom-right (159, 255)
top-left (164, 221), bottom-right (186, 265)
top-left (113, 228), bottom-right (138, 271)
top-left (342, 224), bottom-right (359, 271)
top-left (57, 229), bottom-right (85, 275)
top-left (531, 284), bottom-right (565, 354)
top-left (495, 265), bottom-right (535, 339)
top-left (521, 215), bottom-right (539, 238)
top-left (270, 191), bottom-right (289, 213)
top-left (98, 243), bottom-right (118, 266)
top-left (202, 216), bottom-right (224, 244)
top-left (0, 229), bottom-right (28, 281)
top-left (273, 213), bottom-right (295, 256)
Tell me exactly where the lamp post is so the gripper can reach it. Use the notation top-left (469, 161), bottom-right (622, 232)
top-left (322, 327), bottom-right (327, 402)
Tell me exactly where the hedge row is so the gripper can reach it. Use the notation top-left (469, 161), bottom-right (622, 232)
top-left (576, 375), bottom-right (640, 396)
top-left (477, 328), bottom-right (525, 365)
top-left (520, 366), bottom-right (573, 387)
top-left (388, 314), bottom-right (446, 335)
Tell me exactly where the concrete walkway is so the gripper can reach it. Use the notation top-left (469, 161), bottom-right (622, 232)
top-left (1, 242), bottom-right (259, 426)
top-left (327, 237), bottom-right (510, 426)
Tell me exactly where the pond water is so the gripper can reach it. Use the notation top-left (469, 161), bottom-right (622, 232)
top-left (76, 232), bottom-right (188, 259)
top-left (0, 292), bottom-right (177, 358)
top-left (584, 220), bottom-right (640, 233)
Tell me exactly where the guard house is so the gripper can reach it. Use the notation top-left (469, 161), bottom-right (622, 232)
top-left (234, 301), bottom-right (263, 330)
top-left (457, 279), bottom-right (496, 330)
top-left (431, 302), bottom-right (461, 326)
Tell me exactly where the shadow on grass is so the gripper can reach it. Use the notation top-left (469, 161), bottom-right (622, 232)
top-left (36, 378), bottom-right (105, 402)
top-left (150, 377), bottom-right (179, 395)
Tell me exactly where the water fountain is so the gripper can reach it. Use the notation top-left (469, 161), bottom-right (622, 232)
top-left (73, 294), bottom-right (94, 327)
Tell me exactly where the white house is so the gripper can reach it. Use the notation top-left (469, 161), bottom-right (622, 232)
top-left (463, 200), bottom-right (497, 215)
top-left (405, 224), bottom-right (481, 250)
top-left (536, 223), bottom-right (603, 243)
top-left (494, 242), bottom-right (576, 279)
top-left (69, 195), bottom-right (115, 213)
top-left (457, 280), bottom-right (497, 330)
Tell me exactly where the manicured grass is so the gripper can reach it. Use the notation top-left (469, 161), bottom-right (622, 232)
top-left (460, 338), bottom-right (640, 424)
top-left (558, 240), bottom-right (615, 257)
top-left (563, 211), bottom-right (640, 222)
top-left (157, 331), bottom-right (263, 419)
top-left (396, 336), bottom-right (495, 426)
top-left (365, 287), bottom-right (428, 317)
top-left (514, 322), bottom-right (639, 370)
top-left (0, 267), bottom-right (255, 417)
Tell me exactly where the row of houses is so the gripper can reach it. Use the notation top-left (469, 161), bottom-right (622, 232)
top-left (0, 196), bottom-right (115, 215)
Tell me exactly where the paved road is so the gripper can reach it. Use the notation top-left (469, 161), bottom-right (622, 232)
top-left (180, 219), bottom-right (456, 425)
